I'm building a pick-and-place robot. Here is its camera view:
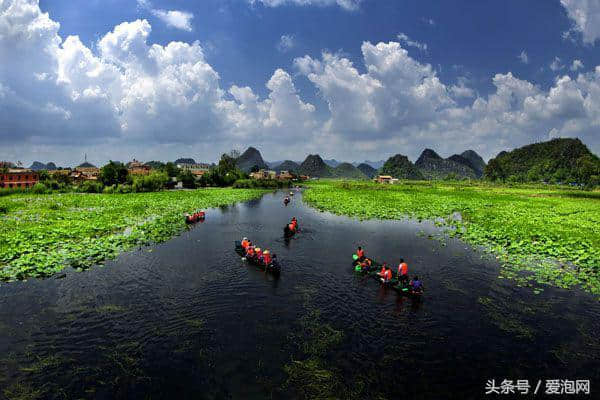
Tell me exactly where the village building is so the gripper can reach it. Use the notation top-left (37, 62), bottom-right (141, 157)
top-left (177, 162), bottom-right (210, 179)
top-left (278, 170), bottom-right (294, 180)
top-left (0, 169), bottom-right (39, 189)
top-left (72, 161), bottom-right (100, 182)
top-left (250, 169), bottom-right (277, 180)
top-left (127, 159), bottom-right (151, 175)
top-left (375, 175), bottom-right (398, 184)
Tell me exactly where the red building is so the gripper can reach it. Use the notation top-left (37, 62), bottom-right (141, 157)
top-left (0, 169), bottom-right (39, 189)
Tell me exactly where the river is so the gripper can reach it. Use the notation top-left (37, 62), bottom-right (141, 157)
top-left (0, 190), bottom-right (598, 399)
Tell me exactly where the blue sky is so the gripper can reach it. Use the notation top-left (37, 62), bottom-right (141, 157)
top-left (2, 0), bottom-right (600, 166)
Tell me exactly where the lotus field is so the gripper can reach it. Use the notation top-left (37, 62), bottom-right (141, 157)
top-left (303, 180), bottom-right (600, 295)
top-left (0, 188), bottom-right (267, 281)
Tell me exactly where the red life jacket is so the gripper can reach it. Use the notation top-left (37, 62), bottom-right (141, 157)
top-left (385, 270), bottom-right (392, 281)
top-left (398, 263), bottom-right (408, 276)
top-left (263, 254), bottom-right (272, 264)
top-left (357, 249), bottom-right (364, 258)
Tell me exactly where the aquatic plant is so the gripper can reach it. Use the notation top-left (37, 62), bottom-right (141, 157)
top-left (0, 188), bottom-right (268, 281)
top-left (303, 180), bottom-right (600, 295)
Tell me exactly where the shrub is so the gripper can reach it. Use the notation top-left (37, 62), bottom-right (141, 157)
top-left (102, 185), bottom-right (115, 194)
top-left (31, 183), bottom-right (48, 194)
top-left (132, 172), bottom-right (169, 192)
top-left (116, 184), bottom-right (132, 194)
top-left (78, 181), bottom-right (103, 193)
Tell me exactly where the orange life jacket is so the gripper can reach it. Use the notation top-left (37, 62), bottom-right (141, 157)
top-left (379, 266), bottom-right (386, 275)
top-left (357, 249), bottom-right (364, 258)
top-left (241, 240), bottom-right (249, 249)
top-left (385, 270), bottom-right (392, 281)
top-left (263, 254), bottom-right (272, 264)
top-left (247, 247), bottom-right (255, 257)
top-left (398, 263), bottom-right (408, 276)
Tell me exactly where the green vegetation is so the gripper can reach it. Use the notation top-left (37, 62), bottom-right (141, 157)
top-left (303, 180), bottom-right (600, 295)
top-left (0, 188), bottom-right (267, 281)
top-left (485, 138), bottom-right (600, 187)
top-left (379, 154), bottom-right (424, 179)
top-left (232, 179), bottom-right (291, 189)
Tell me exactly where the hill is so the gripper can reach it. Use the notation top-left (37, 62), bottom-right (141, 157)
top-left (357, 163), bottom-right (377, 178)
top-left (236, 147), bottom-right (268, 173)
top-left (273, 160), bottom-right (300, 173)
top-left (485, 138), bottom-right (600, 185)
top-left (29, 161), bottom-right (57, 171)
top-left (174, 158), bottom-right (196, 164)
top-left (380, 154), bottom-right (424, 180)
top-left (299, 154), bottom-right (334, 178)
top-left (332, 162), bottom-right (367, 179)
top-left (323, 159), bottom-right (340, 168)
top-left (415, 149), bottom-right (477, 179)
top-left (460, 150), bottom-right (486, 177)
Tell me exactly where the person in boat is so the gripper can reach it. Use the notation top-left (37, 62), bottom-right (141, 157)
top-left (241, 237), bottom-right (249, 250)
top-left (410, 276), bottom-right (423, 293)
top-left (246, 244), bottom-right (255, 258)
top-left (359, 258), bottom-right (372, 271)
top-left (356, 246), bottom-right (365, 261)
top-left (262, 250), bottom-right (272, 265)
top-left (380, 266), bottom-right (393, 284)
top-left (255, 247), bottom-right (263, 262)
top-left (291, 217), bottom-right (298, 230)
top-left (377, 262), bottom-right (388, 277)
top-left (398, 258), bottom-right (409, 284)
top-left (287, 222), bottom-right (296, 233)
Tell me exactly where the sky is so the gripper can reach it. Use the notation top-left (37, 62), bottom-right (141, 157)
top-left (2, 0), bottom-right (600, 167)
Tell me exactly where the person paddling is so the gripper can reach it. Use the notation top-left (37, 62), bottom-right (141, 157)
top-left (262, 250), bottom-right (272, 265)
top-left (356, 246), bottom-right (365, 262)
top-left (241, 237), bottom-right (249, 250)
top-left (380, 266), bottom-right (393, 284)
top-left (398, 258), bottom-right (409, 285)
top-left (410, 275), bottom-right (423, 294)
top-left (377, 262), bottom-right (388, 278)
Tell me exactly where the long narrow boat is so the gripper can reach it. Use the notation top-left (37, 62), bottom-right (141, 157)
top-left (352, 255), bottom-right (421, 296)
top-left (235, 241), bottom-right (281, 275)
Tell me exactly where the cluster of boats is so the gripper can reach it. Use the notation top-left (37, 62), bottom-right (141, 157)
top-left (235, 240), bottom-right (281, 274)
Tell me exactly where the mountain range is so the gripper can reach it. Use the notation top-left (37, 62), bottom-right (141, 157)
top-left (29, 161), bottom-right (57, 171)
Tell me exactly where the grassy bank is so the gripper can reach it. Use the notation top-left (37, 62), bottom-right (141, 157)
top-left (0, 188), bottom-right (268, 281)
top-left (303, 180), bottom-right (600, 295)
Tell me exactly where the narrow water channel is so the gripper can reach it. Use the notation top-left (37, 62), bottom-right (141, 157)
top-left (0, 190), bottom-right (598, 399)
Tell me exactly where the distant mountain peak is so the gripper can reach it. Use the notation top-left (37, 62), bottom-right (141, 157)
top-left (417, 148), bottom-right (442, 163)
top-left (236, 146), bottom-right (268, 172)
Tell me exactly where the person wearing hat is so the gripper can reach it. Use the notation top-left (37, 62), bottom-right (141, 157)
top-left (255, 247), bottom-right (263, 262)
top-left (262, 249), bottom-right (272, 265)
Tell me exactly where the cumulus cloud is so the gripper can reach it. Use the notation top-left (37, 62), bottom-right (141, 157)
top-left (248, 0), bottom-right (361, 11)
top-left (137, 0), bottom-right (193, 31)
top-left (397, 33), bottom-right (427, 52)
top-left (294, 40), bottom-right (600, 160)
top-left (0, 0), bottom-right (316, 163)
top-left (276, 34), bottom-right (295, 52)
top-left (518, 50), bottom-right (529, 64)
top-left (550, 56), bottom-right (565, 71)
top-left (571, 59), bottom-right (584, 71)
top-left (560, 0), bottom-right (600, 44)
top-left (2, 0), bottom-right (600, 165)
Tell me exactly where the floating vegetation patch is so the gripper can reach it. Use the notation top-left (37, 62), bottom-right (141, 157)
top-left (303, 181), bottom-right (600, 296)
top-left (0, 188), bottom-right (268, 281)
top-left (477, 296), bottom-right (535, 339)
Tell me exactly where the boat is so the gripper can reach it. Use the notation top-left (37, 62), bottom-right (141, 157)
top-left (353, 256), bottom-right (418, 292)
top-left (284, 197), bottom-right (290, 206)
top-left (185, 211), bottom-right (205, 224)
top-left (289, 192), bottom-right (294, 196)
top-left (235, 241), bottom-right (281, 274)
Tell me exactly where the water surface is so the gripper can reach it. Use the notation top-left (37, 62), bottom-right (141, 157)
top-left (0, 190), bottom-right (598, 399)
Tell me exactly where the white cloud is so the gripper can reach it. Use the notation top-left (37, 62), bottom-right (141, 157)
top-left (518, 50), bottom-right (529, 64)
top-left (571, 59), bottom-right (584, 71)
top-left (550, 56), bottom-right (565, 71)
top-left (2, 0), bottom-right (600, 165)
top-left (397, 33), bottom-right (427, 52)
top-left (0, 0), bottom-right (316, 162)
top-left (248, 0), bottom-right (361, 11)
top-left (422, 17), bottom-right (435, 26)
top-left (276, 34), bottom-right (295, 53)
top-left (560, 0), bottom-right (600, 44)
top-left (137, 0), bottom-right (193, 31)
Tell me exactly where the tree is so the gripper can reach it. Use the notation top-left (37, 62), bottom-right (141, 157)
top-left (100, 161), bottom-right (128, 186)
top-left (162, 162), bottom-right (179, 178)
top-left (179, 170), bottom-right (196, 189)
top-left (250, 165), bottom-right (260, 173)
